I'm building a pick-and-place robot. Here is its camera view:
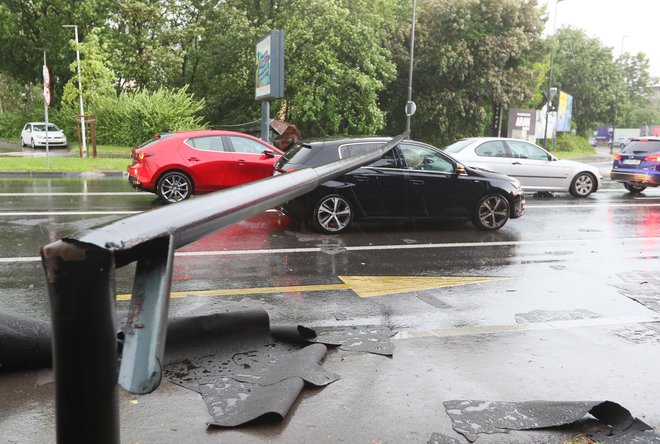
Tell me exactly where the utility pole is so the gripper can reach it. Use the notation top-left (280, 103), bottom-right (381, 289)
top-left (404, 0), bottom-right (417, 134)
top-left (63, 25), bottom-right (87, 157)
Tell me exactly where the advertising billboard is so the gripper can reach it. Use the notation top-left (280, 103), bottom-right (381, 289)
top-left (255, 30), bottom-right (284, 100)
top-left (556, 91), bottom-right (573, 132)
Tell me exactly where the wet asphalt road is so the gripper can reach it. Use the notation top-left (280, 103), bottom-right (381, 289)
top-left (1, 169), bottom-right (660, 443)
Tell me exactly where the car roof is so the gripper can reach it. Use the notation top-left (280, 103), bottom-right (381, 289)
top-left (459, 137), bottom-right (533, 143)
top-left (302, 136), bottom-right (392, 148)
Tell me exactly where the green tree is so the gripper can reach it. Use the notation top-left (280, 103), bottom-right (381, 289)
top-left (551, 27), bottom-right (617, 135)
top-left (614, 52), bottom-right (658, 128)
top-left (382, 0), bottom-right (545, 146)
top-left (62, 28), bottom-right (116, 110)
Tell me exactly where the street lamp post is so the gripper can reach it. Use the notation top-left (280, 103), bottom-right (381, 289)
top-left (611, 35), bottom-right (628, 154)
top-left (405, 0), bottom-right (417, 134)
top-left (63, 24), bottom-right (87, 157)
top-left (543, 0), bottom-right (566, 150)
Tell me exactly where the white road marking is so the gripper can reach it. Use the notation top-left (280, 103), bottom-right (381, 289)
top-left (0, 211), bottom-right (142, 216)
top-left (3, 235), bottom-right (659, 263)
top-left (393, 314), bottom-right (660, 340)
top-left (0, 192), bottom-right (148, 196)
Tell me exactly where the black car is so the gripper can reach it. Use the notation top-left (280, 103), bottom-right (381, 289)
top-left (273, 137), bottom-right (525, 233)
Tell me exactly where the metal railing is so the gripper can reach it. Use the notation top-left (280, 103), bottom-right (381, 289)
top-left (40, 133), bottom-right (407, 443)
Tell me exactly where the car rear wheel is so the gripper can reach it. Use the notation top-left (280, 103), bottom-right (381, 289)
top-left (569, 172), bottom-right (596, 197)
top-left (312, 194), bottom-right (353, 234)
top-left (157, 171), bottom-right (192, 204)
top-left (473, 193), bottom-right (509, 231)
top-left (31, 138), bottom-right (36, 148)
top-left (624, 183), bottom-right (646, 194)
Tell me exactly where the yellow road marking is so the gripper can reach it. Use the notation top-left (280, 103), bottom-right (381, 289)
top-left (116, 276), bottom-right (507, 301)
top-left (116, 284), bottom-right (350, 301)
top-left (338, 275), bottom-right (506, 298)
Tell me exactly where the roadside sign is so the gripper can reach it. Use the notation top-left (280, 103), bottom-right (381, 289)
top-left (43, 65), bottom-right (51, 107)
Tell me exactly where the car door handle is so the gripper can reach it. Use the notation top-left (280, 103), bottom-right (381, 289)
top-left (512, 162), bottom-right (522, 165)
top-left (187, 157), bottom-right (200, 162)
top-left (353, 175), bottom-right (370, 182)
top-left (408, 179), bottom-right (424, 185)
top-left (236, 159), bottom-right (247, 165)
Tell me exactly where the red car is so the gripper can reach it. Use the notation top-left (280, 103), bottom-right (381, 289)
top-left (128, 130), bottom-right (283, 203)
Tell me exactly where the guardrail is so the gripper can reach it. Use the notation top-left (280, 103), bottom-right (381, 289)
top-left (40, 132), bottom-right (407, 443)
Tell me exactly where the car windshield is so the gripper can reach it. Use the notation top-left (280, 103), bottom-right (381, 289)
top-left (621, 141), bottom-right (660, 155)
top-left (443, 139), bottom-right (473, 153)
top-left (33, 124), bottom-right (60, 132)
top-left (280, 142), bottom-right (317, 164)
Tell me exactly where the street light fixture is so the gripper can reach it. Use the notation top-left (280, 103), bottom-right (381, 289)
top-left (611, 35), bottom-right (628, 154)
top-left (63, 24), bottom-right (87, 157)
top-left (543, 0), bottom-right (566, 150)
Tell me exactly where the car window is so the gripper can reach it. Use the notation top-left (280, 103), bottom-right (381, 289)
top-left (475, 141), bottom-right (508, 157)
top-left (338, 142), bottom-right (384, 158)
top-left (368, 149), bottom-right (398, 168)
top-left (622, 141), bottom-right (660, 155)
top-left (23, 124), bottom-right (30, 131)
top-left (186, 136), bottom-right (225, 152)
top-left (443, 139), bottom-right (473, 153)
top-left (228, 136), bottom-right (268, 154)
top-left (399, 143), bottom-right (454, 173)
top-left (507, 140), bottom-right (549, 160)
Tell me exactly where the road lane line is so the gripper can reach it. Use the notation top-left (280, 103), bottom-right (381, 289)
top-left (3, 235), bottom-right (659, 263)
top-left (0, 211), bottom-right (142, 216)
top-left (393, 314), bottom-right (660, 340)
top-left (0, 192), bottom-right (148, 196)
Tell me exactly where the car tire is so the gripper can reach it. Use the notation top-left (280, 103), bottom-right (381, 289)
top-left (312, 194), bottom-right (353, 234)
top-left (473, 193), bottom-right (509, 231)
top-left (21, 138), bottom-right (25, 147)
top-left (569, 172), bottom-right (596, 197)
top-left (30, 138), bottom-right (36, 148)
top-left (156, 171), bottom-right (193, 204)
top-left (624, 183), bottom-right (646, 194)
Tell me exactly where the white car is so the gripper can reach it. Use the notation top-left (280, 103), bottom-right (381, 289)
top-left (21, 122), bottom-right (68, 148)
top-left (444, 137), bottom-right (602, 197)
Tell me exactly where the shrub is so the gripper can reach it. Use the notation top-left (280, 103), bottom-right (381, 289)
top-left (552, 133), bottom-right (591, 152)
top-left (27, 86), bottom-right (207, 146)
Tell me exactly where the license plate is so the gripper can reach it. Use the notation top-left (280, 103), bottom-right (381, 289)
top-left (623, 159), bottom-right (641, 165)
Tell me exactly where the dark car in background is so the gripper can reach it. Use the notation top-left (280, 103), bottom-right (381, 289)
top-left (611, 137), bottom-right (660, 193)
top-left (273, 137), bottom-right (525, 233)
top-left (128, 130), bottom-right (282, 203)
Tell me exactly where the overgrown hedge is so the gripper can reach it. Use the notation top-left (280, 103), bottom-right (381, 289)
top-left (0, 86), bottom-right (207, 146)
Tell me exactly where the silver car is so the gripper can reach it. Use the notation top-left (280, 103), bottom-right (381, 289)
top-left (20, 122), bottom-right (68, 148)
top-left (445, 137), bottom-right (602, 197)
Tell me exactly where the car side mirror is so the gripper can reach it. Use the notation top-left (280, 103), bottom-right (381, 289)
top-left (263, 149), bottom-right (275, 158)
top-left (454, 163), bottom-right (467, 176)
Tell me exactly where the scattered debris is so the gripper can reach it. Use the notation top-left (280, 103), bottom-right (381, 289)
top-left (444, 400), bottom-right (659, 443)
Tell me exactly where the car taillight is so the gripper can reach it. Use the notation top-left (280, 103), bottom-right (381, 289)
top-left (138, 152), bottom-right (153, 160)
top-left (644, 154), bottom-right (660, 162)
top-left (613, 153), bottom-right (622, 161)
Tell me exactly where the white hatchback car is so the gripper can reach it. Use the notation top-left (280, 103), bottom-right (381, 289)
top-left (444, 137), bottom-right (602, 197)
top-left (21, 122), bottom-right (68, 148)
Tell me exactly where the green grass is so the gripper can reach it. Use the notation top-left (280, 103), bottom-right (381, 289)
top-left (67, 142), bottom-right (133, 157)
top-left (552, 146), bottom-right (596, 159)
top-left (0, 156), bottom-right (130, 172)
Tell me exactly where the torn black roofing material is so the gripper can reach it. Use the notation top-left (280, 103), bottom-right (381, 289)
top-left (271, 324), bottom-right (395, 356)
top-left (0, 312), bottom-right (51, 371)
top-left (444, 400), bottom-right (656, 443)
top-left (162, 310), bottom-right (340, 427)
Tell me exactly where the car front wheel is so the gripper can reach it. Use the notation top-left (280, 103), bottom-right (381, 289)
top-left (473, 193), bottom-right (509, 231)
top-left (156, 171), bottom-right (192, 204)
top-left (312, 194), bottom-right (353, 234)
top-left (624, 183), bottom-right (646, 194)
top-left (569, 172), bottom-right (596, 197)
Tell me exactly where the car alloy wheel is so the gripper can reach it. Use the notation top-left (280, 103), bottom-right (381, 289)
top-left (312, 194), bottom-right (353, 234)
top-left (624, 183), bottom-right (646, 194)
top-left (473, 193), bottom-right (509, 231)
top-left (157, 171), bottom-right (192, 204)
top-left (569, 172), bottom-right (595, 197)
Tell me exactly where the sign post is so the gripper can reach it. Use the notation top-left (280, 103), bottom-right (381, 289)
top-left (255, 30), bottom-right (284, 143)
top-left (43, 52), bottom-right (50, 166)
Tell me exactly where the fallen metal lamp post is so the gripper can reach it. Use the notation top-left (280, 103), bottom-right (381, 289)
top-left (40, 133), bottom-right (407, 444)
